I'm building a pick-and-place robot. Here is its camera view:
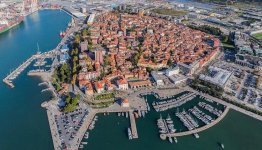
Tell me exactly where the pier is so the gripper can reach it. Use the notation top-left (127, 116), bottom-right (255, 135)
top-left (46, 109), bottom-right (62, 150)
top-left (153, 92), bottom-right (197, 111)
top-left (70, 110), bottom-right (97, 150)
top-left (3, 54), bottom-right (37, 88)
top-left (129, 111), bottom-right (138, 139)
top-left (160, 106), bottom-right (230, 140)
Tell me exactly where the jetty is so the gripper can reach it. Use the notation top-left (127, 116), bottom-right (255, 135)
top-left (160, 106), bottom-right (230, 140)
top-left (152, 92), bottom-right (197, 111)
top-left (3, 54), bottom-right (37, 88)
top-left (70, 110), bottom-right (97, 150)
top-left (129, 111), bottom-right (138, 138)
top-left (46, 109), bottom-right (62, 150)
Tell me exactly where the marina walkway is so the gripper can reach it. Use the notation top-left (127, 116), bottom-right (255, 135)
top-left (3, 54), bottom-right (37, 88)
top-left (70, 110), bottom-right (97, 150)
top-left (129, 111), bottom-right (138, 139)
top-left (160, 106), bottom-right (230, 139)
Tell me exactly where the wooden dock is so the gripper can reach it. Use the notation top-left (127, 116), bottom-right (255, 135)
top-left (129, 111), bottom-right (138, 139)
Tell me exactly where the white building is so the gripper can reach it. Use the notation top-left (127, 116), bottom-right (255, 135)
top-left (199, 66), bottom-right (232, 88)
top-left (121, 98), bottom-right (130, 107)
top-left (117, 78), bottom-right (128, 90)
top-left (165, 67), bottom-right (180, 76)
top-left (151, 71), bottom-right (165, 86)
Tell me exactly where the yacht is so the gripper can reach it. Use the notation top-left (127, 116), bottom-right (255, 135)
top-left (220, 143), bottom-right (225, 149)
top-left (174, 137), bottom-right (178, 143)
top-left (168, 136), bottom-right (173, 143)
top-left (128, 128), bottom-right (132, 140)
top-left (194, 133), bottom-right (199, 139)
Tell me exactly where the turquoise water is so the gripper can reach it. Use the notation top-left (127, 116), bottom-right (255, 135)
top-left (0, 10), bottom-right (262, 150)
top-left (0, 10), bottom-right (71, 150)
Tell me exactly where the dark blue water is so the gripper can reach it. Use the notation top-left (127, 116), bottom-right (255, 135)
top-left (0, 10), bottom-right (70, 150)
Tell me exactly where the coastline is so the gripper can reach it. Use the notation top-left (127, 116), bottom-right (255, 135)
top-left (0, 20), bottom-right (24, 35)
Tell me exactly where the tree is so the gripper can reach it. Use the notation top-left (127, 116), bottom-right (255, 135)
top-left (74, 34), bottom-right (81, 44)
top-left (73, 56), bottom-right (78, 62)
top-left (167, 58), bottom-right (173, 67)
top-left (82, 29), bottom-right (88, 37)
top-left (104, 55), bottom-right (110, 67)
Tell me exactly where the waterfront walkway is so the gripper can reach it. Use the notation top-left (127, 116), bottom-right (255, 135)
top-left (46, 109), bottom-right (61, 150)
top-left (160, 106), bottom-right (230, 139)
top-left (70, 109), bottom-right (97, 150)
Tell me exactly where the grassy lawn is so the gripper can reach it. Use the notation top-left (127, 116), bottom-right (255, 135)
top-left (151, 8), bottom-right (187, 16)
top-left (222, 42), bottom-right (235, 49)
top-left (252, 33), bottom-right (262, 40)
top-left (95, 93), bottom-right (115, 100)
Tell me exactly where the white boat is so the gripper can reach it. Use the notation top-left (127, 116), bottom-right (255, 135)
top-left (194, 133), bottom-right (199, 139)
top-left (174, 137), bottom-right (178, 143)
top-left (168, 136), bottom-right (173, 143)
top-left (220, 143), bottom-right (225, 149)
top-left (159, 130), bottom-right (167, 133)
top-left (84, 132), bottom-right (89, 139)
top-left (142, 111), bottom-right (145, 118)
top-left (166, 114), bottom-right (171, 121)
top-left (128, 128), bottom-right (132, 140)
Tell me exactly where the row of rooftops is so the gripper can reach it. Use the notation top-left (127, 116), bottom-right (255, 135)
top-left (89, 12), bottom-right (219, 69)
top-left (73, 12), bottom-right (220, 95)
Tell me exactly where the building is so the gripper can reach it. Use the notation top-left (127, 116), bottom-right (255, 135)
top-left (165, 67), bottom-right (180, 76)
top-left (80, 7), bottom-right (87, 13)
top-left (60, 44), bottom-right (69, 53)
top-left (128, 80), bottom-right (151, 89)
top-left (121, 98), bottom-right (129, 107)
top-left (59, 53), bottom-right (69, 64)
top-left (87, 13), bottom-right (95, 25)
top-left (117, 78), bottom-right (128, 90)
top-left (151, 71), bottom-right (165, 86)
top-left (168, 74), bottom-right (187, 85)
top-left (95, 81), bottom-right (104, 93)
top-left (178, 61), bottom-right (200, 76)
top-left (95, 49), bottom-right (104, 64)
top-left (199, 66), bottom-right (232, 88)
top-left (80, 41), bottom-right (88, 52)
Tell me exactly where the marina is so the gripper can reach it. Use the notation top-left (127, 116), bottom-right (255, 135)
top-left (160, 107), bottom-right (230, 139)
top-left (152, 92), bottom-right (197, 111)
top-left (2, 54), bottom-right (37, 88)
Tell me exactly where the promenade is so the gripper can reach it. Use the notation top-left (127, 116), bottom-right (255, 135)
top-left (46, 109), bottom-right (62, 150)
top-left (160, 106), bottom-right (230, 140)
top-left (70, 109), bottom-right (97, 150)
